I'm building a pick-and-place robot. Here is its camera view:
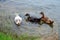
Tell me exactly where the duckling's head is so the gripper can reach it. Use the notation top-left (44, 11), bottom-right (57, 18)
top-left (25, 13), bottom-right (30, 16)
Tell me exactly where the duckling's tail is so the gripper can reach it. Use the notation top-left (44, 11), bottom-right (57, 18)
top-left (51, 21), bottom-right (54, 24)
top-left (49, 21), bottom-right (54, 28)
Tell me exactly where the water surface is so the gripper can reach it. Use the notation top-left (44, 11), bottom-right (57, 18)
top-left (0, 0), bottom-right (59, 37)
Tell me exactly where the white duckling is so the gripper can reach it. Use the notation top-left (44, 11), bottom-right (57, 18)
top-left (14, 13), bottom-right (22, 26)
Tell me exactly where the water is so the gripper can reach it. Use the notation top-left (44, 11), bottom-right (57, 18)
top-left (0, 0), bottom-right (59, 37)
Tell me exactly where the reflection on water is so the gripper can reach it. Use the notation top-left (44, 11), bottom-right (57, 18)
top-left (0, 0), bottom-right (59, 37)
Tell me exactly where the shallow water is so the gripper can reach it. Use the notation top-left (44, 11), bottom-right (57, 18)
top-left (0, 0), bottom-right (59, 37)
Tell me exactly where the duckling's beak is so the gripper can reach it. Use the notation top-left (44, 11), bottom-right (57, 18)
top-left (17, 23), bottom-right (20, 26)
top-left (16, 22), bottom-right (20, 26)
top-left (25, 14), bottom-right (27, 16)
top-left (25, 13), bottom-right (30, 16)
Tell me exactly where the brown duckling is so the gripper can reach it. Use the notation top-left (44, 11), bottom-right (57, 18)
top-left (25, 13), bottom-right (41, 24)
top-left (40, 12), bottom-right (54, 28)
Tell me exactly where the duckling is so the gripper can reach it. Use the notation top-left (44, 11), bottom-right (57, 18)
top-left (14, 14), bottom-right (22, 26)
top-left (40, 12), bottom-right (54, 28)
top-left (25, 13), bottom-right (41, 24)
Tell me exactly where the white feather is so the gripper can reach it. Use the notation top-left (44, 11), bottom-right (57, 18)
top-left (14, 14), bottom-right (22, 25)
